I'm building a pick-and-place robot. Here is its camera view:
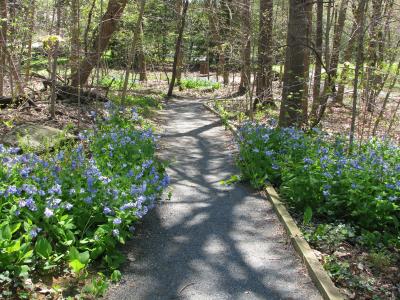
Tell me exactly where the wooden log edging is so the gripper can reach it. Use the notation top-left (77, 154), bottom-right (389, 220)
top-left (202, 100), bottom-right (346, 300)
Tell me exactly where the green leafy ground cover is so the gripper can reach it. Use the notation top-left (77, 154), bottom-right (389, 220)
top-left (0, 101), bottom-right (169, 298)
top-left (179, 78), bottom-right (221, 91)
top-left (98, 76), bottom-right (139, 91)
top-left (236, 121), bottom-right (399, 298)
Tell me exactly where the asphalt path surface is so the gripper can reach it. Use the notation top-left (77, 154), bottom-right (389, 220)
top-left (106, 97), bottom-right (321, 300)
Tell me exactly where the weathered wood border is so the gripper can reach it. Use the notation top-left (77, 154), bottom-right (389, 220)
top-left (203, 100), bottom-right (346, 300)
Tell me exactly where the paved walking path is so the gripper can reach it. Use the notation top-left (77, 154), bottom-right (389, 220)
top-left (106, 98), bottom-right (321, 300)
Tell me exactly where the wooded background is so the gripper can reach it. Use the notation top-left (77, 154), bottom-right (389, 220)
top-left (1, 0), bottom-right (400, 144)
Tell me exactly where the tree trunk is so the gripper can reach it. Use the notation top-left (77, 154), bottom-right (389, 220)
top-left (326, 0), bottom-right (348, 103)
top-left (255, 0), bottom-right (273, 108)
top-left (55, 0), bottom-right (62, 35)
top-left (311, 0), bottom-right (323, 118)
top-left (0, 0), bottom-right (7, 96)
top-left (349, 0), bottom-right (367, 151)
top-left (138, 22), bottom-right (147, 81)
top-left (279, 0), bottom-right (309, 128)
top-left (221, 0), bottom-right (232, 85)
top-left (175, 0), bottom-right (184, 85)
top-left (324, 0), bottom-right (332, 71)
top-left (206, 0), bottom-right (218, 78)
top-left (302, 0), bottom-right (312, 124)
top-left (83, 0), bottom-right (96, 56)
top-left (365, 0), bottom-right (383, 112)
top-left (167, 0), bottom-right (189, 97)
top-left (50, 42), bottom-right (59, 119)
top-left (71, 0), bottom-right (128, 87)
top-left (24, 1), bottom-right (36, 83)
top-left (336, 3), bottom-right (360, 104)
top-left (373, 61), bottom-right (400, 135)
top-left (238, 0), bottom-right (251, 94)
top-left (121, 0), bottom-right (145, 102)
top-left (70, 0), bottom-right (80, 90)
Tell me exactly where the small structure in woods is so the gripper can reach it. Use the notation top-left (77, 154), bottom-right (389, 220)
top-left (199, 56), bottom-right (209, 75)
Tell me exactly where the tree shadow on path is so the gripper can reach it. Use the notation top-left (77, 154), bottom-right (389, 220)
top-left (106, 98), bottom-right (320, 300)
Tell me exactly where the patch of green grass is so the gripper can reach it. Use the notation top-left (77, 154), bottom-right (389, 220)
top-left (180, 78), bottom-right (221, 90)
top-left (31, 56), bottom-right (68, 70)
top-left (99, 76), bottom-right (139, 91)
top-left (113, 95), bottom-right (162, 118)
top-left (368, 251), bottom-right (394, 272)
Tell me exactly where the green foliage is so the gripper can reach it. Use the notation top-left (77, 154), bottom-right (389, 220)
top-left (30, 56), bottom-right (68, 70)
top-left (303, 223), bottom-right (355, 252)
top-left (323, 255), bottom-right (352, 282)
top-left (0, 102), bottom-right (169, 293)
top-left (81, 273), bottom-right (109, 298)
top-left (368, 251), bottom-right (394, 272)
top-left (323, 255), bottom-right (377, 294)
top-left (68, 247), bottom-right (90, 274)
top-left (99, 75), bottom-right (139, 91)
top-left (214, 101), bottom-right (230, 128)
top-left (303, 207), bottom-right (313, 225)
top-left (180, 78), bottom-right (221, 90)
top-left (115, 95), bottom-right (163, 118)
top-left (35, 237), bottom-right (52, 259)
top-left (219, 174), bottom-right (241, 186)
top-left (110, 270), bottom-right (122, 283)
top-left (236, 122), bottom-right (400, 245)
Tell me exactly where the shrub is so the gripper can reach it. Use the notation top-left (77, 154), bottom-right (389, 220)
top-left (179, 78), bottom-right (221, 90)
top-left (99, 75), bottom-right (139, 91)
top-left (0, 103), bottom-right (169, 290)
top-left (236, 121), bottom-right (400, 244)
top-left (113, 95), bottom-right (162, 118)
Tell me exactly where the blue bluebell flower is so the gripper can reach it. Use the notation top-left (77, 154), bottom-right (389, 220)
top-left (44, 207), bottom-right (54, 218)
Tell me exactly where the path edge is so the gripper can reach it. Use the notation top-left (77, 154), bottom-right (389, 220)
top-left (203, 100), bottom-right (346, 300)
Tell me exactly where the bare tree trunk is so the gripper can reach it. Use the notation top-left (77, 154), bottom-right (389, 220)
top-left (255, 0), bottom-right (273, 108)
top-left (302, 0), bottom-right (312, 124)
top-left (365, 0), bottom-right (383, 112)
top-left (324, 0), bottom-right (332, 71)
top-left (311, 0), bottom-right (323, 118)
top-left (218, 51), bottom-right (226, 83)
top-left (372, 60), bottom-right (400, 135)
top-left (6, 51), bottom-right (24, 95)
top-left (167, 0), bottom-right (189, 97)
top-left (55, 0), bottom-right (62, 35)
top-left (175, 0), bottom-right (184, 86)
top-left (238, 0), bottom-right (251, 94)
top-left (387, 98), bottom-right (400, 135)
top-left (83, 0), bottom-right (96, 56)
top-left (207, 0), bottom-right (219, 80)
top-left (50, 42), bottom-right (59, 119)
top-left (336, 2), bottom-right (360, 104)
top-left (71, 0), bottom-right (128, 87)
top-left (327, 0), bottom-right (348, 103)
top-left (279, 0), bottom-right (309, 127)
top-left (0, 0), bottom-right (7, 96)
top-left (70, 0), bottom-right (80, 90)
top-left (121, 0), bottom-right (145, 103)
top-left (349, 0), bottom-right (367, 151)
top-left (138, 22), bottom-right (147, 81)
top-left (24, 1), bottom-right (36, 83)
top-left (221, 0), bottom-right (232, 85)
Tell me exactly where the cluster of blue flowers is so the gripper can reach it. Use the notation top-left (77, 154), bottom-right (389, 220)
top-left (0, 101), bottom-right (169, 278)
top-left (236, 121), bottom-right (400, 243)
